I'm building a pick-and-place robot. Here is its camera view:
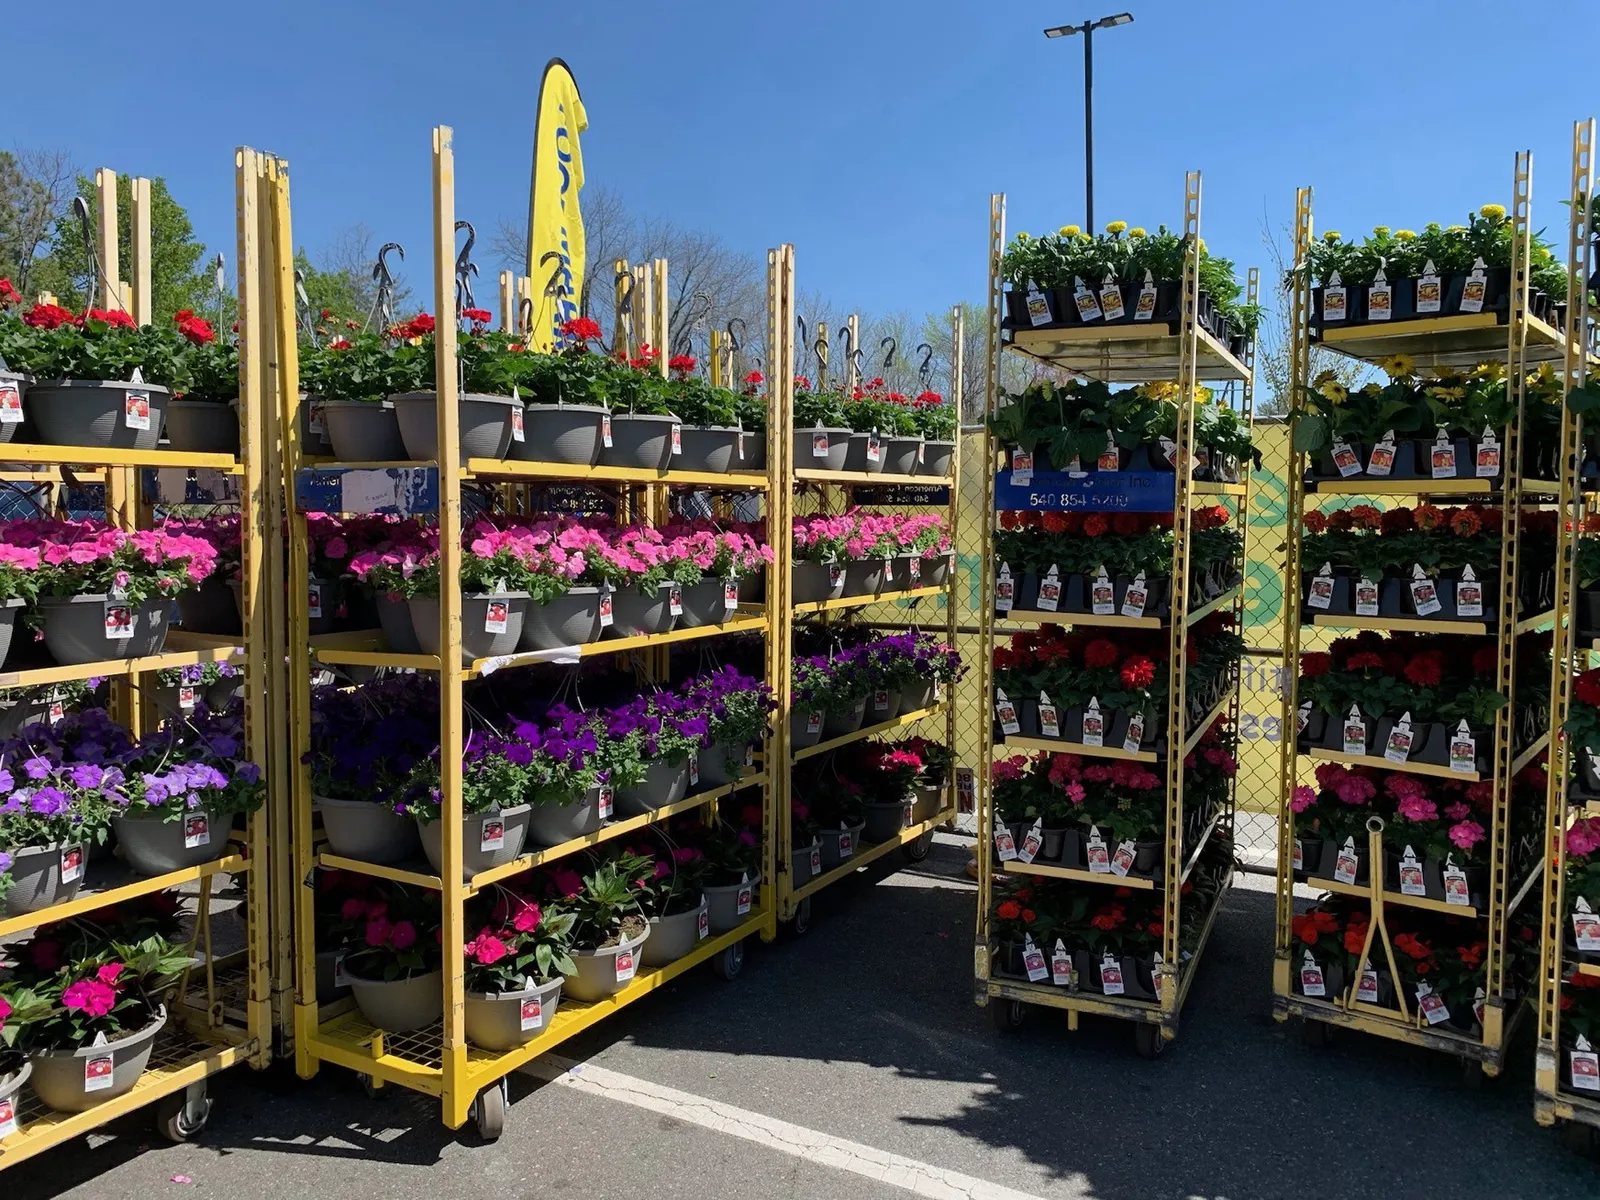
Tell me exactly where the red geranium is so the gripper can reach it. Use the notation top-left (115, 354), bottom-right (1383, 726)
top-left (1112, 512), bottom-right (1142, 536)
top-left (996, 900), bottom-right (1021, 921)
top-left (1346, 651), bottom-right (1384, 670)
top-left (743, 370), bottom-right (764, 385)
top-left (1577, 669), bottom-right (1600, 708)
top-left (668, 354), bottom-right (697, 375)
top-left (1304, 510), bottom-right (1327, 533)
top-left (1402, 653), bottom-right (1443, 688)
top-left (1300, 652), bottom-right (1332, 678)
top-left (84, 307), bottom-right (135, 328)
top-left (1082, 514), bottom-right (1109, 537)
top-left (1041, 511), bottom-right (1070, 534)
top-left (1379, 507), bottom-right (1414, 533)
top-left (1058, 511), bottom-right (1083, 534)
top-left (173, 311), bottom-right (216, 345)
top-left (0, 278), bottom-right (20, 306)
top-left (1083, 639), bottom-right (1119, 669)
top-left (462, 307), bottom-right (493, 325)
top-left (559, 316), bottom-right (603, 342)
top-left (24, 302), bottom-right (78, 329)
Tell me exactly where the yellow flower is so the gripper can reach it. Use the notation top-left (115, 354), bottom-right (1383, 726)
top-left (1076, 233), bottom-right (1092, 243)
top-left (1446, 224), bottom-right (1466, 233)
top-left (1427, 384), bottom-right (1466, 401)
top-left (1060, 225), bottom-right (1081, 238)
top-left (1322, 230), bottom-right (1342, 243)
top-left (1198, 238), bottom-right (1207, 254)
top-left (1470, 361), bottom-right (1506, 382)
top-left (1373, 225), bottom-right (1392, 237)
top-left (1395, 229), bottom-right (1417, 241)
top-left (1360, 382), bottom-right (1384, 398)
top-left (1479, 203), bottom-right (1507, 220)
top-left (1534, 246), bottom-right (1552, 261)
top-left (1379, 353), bottom-right (1415, 379)
top-left (1129, 227), bottom-right (1147, 238)
top-left (1145, 381), bottom-right (1180, 402)
top-left (1015, 231), bottom-right (1031, 242)
top-left (1315, 379), bottom-right (1348, 404)
top-left (1195, 386), bottom-right (1214, 405)
top-left (1105, 220), bottom-right (1128, 235)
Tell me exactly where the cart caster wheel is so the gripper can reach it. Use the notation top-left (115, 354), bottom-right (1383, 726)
top-left (155, 1085), bottom-right (212, 1142)
top-left (714, 940), bottom-right (745, 981)
top-left (1134, 1023), bottom-right (1168, 1060)
top-left (1562, 1119), bottom-right (1600, 1157)
top-left (989, 998), bottom-right (1026, 1032)
top-left (471, 1078), bottom-right (507, 1141)
top-left (1301, 1019), bottom-right (1333, 1048)
top-left (358, 1073), bottom-right (391, 1101)
top-left (902, 830), bottom-right (934, 863)
top-left (783, 898), bottom-right (812, 938)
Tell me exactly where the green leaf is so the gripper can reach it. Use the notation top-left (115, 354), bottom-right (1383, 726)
top-left (1568, 383), bottom-right (1600, 414)
top-left (1291, 413), bottom-right (1328, 453)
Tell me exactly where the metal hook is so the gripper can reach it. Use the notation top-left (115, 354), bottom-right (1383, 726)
top-left (849, 347), bottom-right (865, 379)
top-left (369, 242), bottom-right (404, 331)
top-left (916, 342), bottom-right (934, 387)
top-left (539, 250), bottom-right (566, 299)
top-left (796, 316), bottom-right (808, 356)
top-left (686, 291), bottom-right (713, 328)
top-left (837, 323), bottom-right (856, 365)
top-left (519, 296), bottom-right (534, 335)
top-left (725, 317), bottom-right (746, 351)
top-left (814, 335), bottom-right (829, 368)
top-left (880, 336), bottom-right (897, 371)
top-left (615, 269), bottom-right (635, 314)
top-left (454, 220), bottom-right (478, 315)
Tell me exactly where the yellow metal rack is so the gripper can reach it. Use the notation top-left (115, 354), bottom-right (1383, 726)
top-left (1535, 118), bottom-right (1600, 1149)
top-left (1273, 150), bottom-right (1573, 1080)
top-left (278, 128), bottom-right (783, 1137)
top-left (772, 301), bottom-right (963, 933)
top-left (0, 158), bottom-right (275, 1166)
top-left (973, 175), bottom-right (1256, 1054)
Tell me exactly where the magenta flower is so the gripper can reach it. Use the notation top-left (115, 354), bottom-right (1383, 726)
top-left (62, 978), bottom-right (117, 1017)
top-left (1290, 785), bottom-right (1316, 813)
top-left (1448, 819), bottom-right (1486, 850)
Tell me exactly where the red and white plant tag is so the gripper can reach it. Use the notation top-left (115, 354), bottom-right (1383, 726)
top-left (670, 424), bottom-right (683, 456)
top-left (484, 599), bottom-right (509, 635)
top-left (866, 432), bottom-right (882, 464)
top-left (1110, 840), bottom-right (1136, 877)
top-left (1098, 432), bottom-right (1120, 473)
top-left (837, 822), bottom-right (853, 859)
top-left (1330, 440), bottom-right (1361, 477)
top-left (597, 786), bottom-right (614, 820)
top-left (1473, 986), bottom-right (1486, 1028)
top-left (1300, 950), bottom-right (1327, 997)
top-left (519, 995), bottom-right (544, 1031)
top-left (1443, 855), bottom-right (1471, 907)
top-left (1449, 721), bottom-right (1476, 775)
top-left (1022, 935), bottom-right (1049, 983)
top-left (601, 412), bottom-right (614, 448)
top-left (1122, 711), bottom-right (1146, 754)
top-left (307, 581), bottom-right (324, 620)
top-left (1333, 835), bottom-right (1359, 885)
top-left (723, 578), bottom-right (739, 611)
top-left (124, 389), bottom-right (151, 431)
top-left (1456, 564), bottom-right (1483, 617)
top-left (104, 598), bottom-right (134, 640)
top-left (995, 562), bottom-right (1015, 613)
top-left (993, 825), bottom-right (1017, 861)
top-left (1134, 271), bottom-right (1158, 321)
top-left (1341, 704), bottom-right (1367, 756)
top-left (1459, 257), bottom-right (1489, 313)
top-left (614, 940), bottom-right (637, 983)
top-left (1072, 277), bottom-right (1103, 323)
top-left (1052, 939), bottom-right (1073, 987)
top-left (909, 555), bottom-right (922, 585)
top-left (1574, 897), bottom-right (1600, 951)
top-left (812, 428), bottom-right (830, 458)
top-left (1321, 272), bottom-right (1348, 322)
top-left (1408, 565), bottom-right (1440, 616)
top-left (0, 1093), bottom-right (19, 1137)
top-left (806, 711), bottom-right (823, 735)
top-left (873, 687), bottom-right (891, 714)
top-left (1017, 818), bottom-right (1043, 864)
top-left (1010, 448), bottom-right (1033, 486)
top-left (84, 1051), bottom-right (116, 1092)
top-left (1297, 701), bottom-right (1312, 734)
top-left (1120, 572), bottom-right (1148, 618)
top-left (1307, 563), bottom-right (1335, 610)
top-left (956, 767), bottom-right (976, 815)
top-left (1086, 825), bottom-right (1110, 874)
top-left (1080, 698), bottom-right (1104, 748)
top-left (1151, 952), bottom-right (1166, 1001)
top-left (668, 585), bottom-right (683, 616)
top-left (59, 843), bottom-right (83, 885)
top-left (1397, 845), bottom-right (1426, 895)
top-left (994, 689), bottom-right (1020, 736)
top-left (0, 380), bottom-right (21, 424)
top-left (697, 906), bottom-right (710, 941)
top-left (688, 755), bottom-right (700, 787)
top-left (1090, 566), bottom-right (1115, 616)
top-left (333, 952), bottom-right (352, 988)
top-left (1430, 429), bottom-right (1456, 479)
top-left (1037, 690), bottom-right (1060, 738)
top-left (1293, 838), bottom-right (1304, 871)
top-left (917, 441), bottom-right (925, 465)
top-left (1573, 1036), bottom-right (1600, 1091)
top-left (810, 838), bottom-right (823, 875)
top-left (1367, 432), bottom-right (1396, 476)
top-left (1357, 967), bottom-right (1380, 1004)
top-left (1366, 268), bottom-right (1393, 321)
top-left (598, 584), bottom-right (615, 628)
top-left (1099, 273), bottom-right (1126, 321)
top-left (184, 813), bottom-right (211, 849)
top-left (1416, 261), bottom-right (1443, 313)
top-left (1099, 953), bottom-right (1124, 996)
top-left (480, 815), bottom-right (505, 852)
top-left (179, 684), bottom-right (197, 710)
top-left (1414, 982), bottom-right (1450, 1025)
top-left (510, 402), bottom-right (526, 444)
top-left (827, 558), bottom-right (844, 590)
top-left (736, 872), bottom-right (753, 915)
top-left (47, 699), bottom-right (64, 725)
top-left (308, 402), bottom-right (326, 437)
top-left (1384, 713), bottom-right (1415, 764)
top-left (1475, 426), bottom-right (1500, 477)
top-left (1036, 564), bottom-right (1062, 612)
top-left (1355, 575), bottom-right (1379, 617)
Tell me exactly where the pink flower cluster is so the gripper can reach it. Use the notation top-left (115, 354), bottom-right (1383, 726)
top-left (0, 519), bottom-right (218, 586)
top-left (1568, 817), bottom-right (1600, 860)
top-left (793, 510), bottom-right (949, 564)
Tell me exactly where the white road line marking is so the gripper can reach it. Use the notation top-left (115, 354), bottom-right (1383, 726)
top-left (521, 1054), bottom-right (1050, 1200)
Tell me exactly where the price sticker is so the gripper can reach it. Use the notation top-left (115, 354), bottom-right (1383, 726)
top-left (615, 942), bottom-right (637, 983)
top-left (1300, 950), bottom-right (1327, 998)
top-left (308, 581), bottom-right (324, 620)
top-left (810, 838), bottom-right (823, 875)
top-left (601, 412), bottom-right (614, 447)
top-left (1097, 432), bottom-right (1120, 473)
top-left (1384, 713), bottom-right (1415, 765)
top-left (871, 689), bottom-right (891, 714)
top-left (1473, 427), bottom-right (1501, 477)
top-left (178, 683), bottom-right (197, 710)
top-left (1081, 698), bottom-right (1104, 748)
top-left (48, 699), bottom-right (65, 725)
top-left (736, 874), bottom-right (753, 915)
top-left (806, 711), bottom-right (823, 735)
top-left (1086, 826), bottom-right (1110, 874)
top-left (827, 559), bottom-right (844, 590)
top-left (837, 824), bottom-right (853, 859)
top-left (1330, 440), bottom-right (1361, 477)
top-left (1024, 281), bottom-right (1052, 327)
top-left (668, 585), bottom-right (683, 616)
top-left (1574, 1036), bottom-right (1600, 1091)
top-left (995, 562), bottom-right (1015, 613)
top-left (1018, 818), bottom-right (1043, 864)
top-left (1449, 721), bottom-right (1477, 775)
top-left (1293, 838), bottom-right (1304, 872)
top-left (866, 432), bottom-right (882, 464)
top-left (812, 430), bottom-right (831, 458)
top-left (59, 843), bottom-right (83, 885)
top-left (697, 906), bottom-right (710, 940)
top-left (598, 584), bottom-right (614, 628)
top-left (1430, 429), bottom-right (1457, 479)
top-left (1397, 845), bottom-right (1426, 895)
top-left (670, 424), bottom-right (683, 456)
top-left (1355, 576), bottom-right (1379, 617)
top-left (1415, 982), bottom-right (1450, 1025)
top-left (1122, 711), bottom-right (1147, 754)
top-left (484, 598), bottom-right (509, 634)
top-left (1072, 276), bottom-right (1103, 322)
top-left (1121, 571), bottom-right (1149, 618)
top-left (597, 785), bottom-right (614, 820)
top-left (510, 405), bottom-right (526, 443)
top-left (1022, 935), bottom-right (1049, 983)
top-left (1333, 836), bottom-right (1360, 885)
top-left (1090, 567), bottom-right (1115, 616)
top-left (1110, 839), bottom-right (1136, 877)
top-left (688, 755), bottom-right (700, 787)
top-left (1052, 939), bottom-right (1074, 987)
top-left (1037, 690), bottom-right (1060, 739)
top-left (1099, 953), bottom-right (1124, 996)
top-left (1367, 433), bottom-right (1396, 476)
top-left (84, 1053), bottom-right (116, 1092)
top-left (1099, 274), bottom-right (1125, 321)
top-left (723, 578), bottom-right (739, 611)
top-left (1010, 449), bottom-right (1033, 486)
top-left (1456, 565), bottom-right (1483, 618)
top-left (1134, 271), bottom-right (1158, 321)
top-left (1307, 563), bottom-right (1336, 611)
top-left (124, 389), bottom-right (152, 430)
top-left (1321, 272), bottom-right (1348, 322)
top-left (909, 555), bottom-right (922, 585)
top-left (1417, 261), bottom-right (1443, 313)
top-left (1443, 856), bottom-right (1471, 907)
top-left (994, 688), bottom-right (1020, 736)
top-left (1366, 269), bottom-right (1392, 321)
top-left (184, 813), bottom-right (211, 849)
top-left (1036, 565), bottom-right (1062, 612)
top-left (1357, 968), bottom-right (1381, 1004)
top-left (1459, 257), bottom-right (1489, 314)
top-left (0, 381), bottom-right (21, 424)
top-left (99, 596), bottom-right (135, 641)
top-left (1342, 704), bottom-right (1367, 755)
top-left (520, 995), bottom-right (545, 1031)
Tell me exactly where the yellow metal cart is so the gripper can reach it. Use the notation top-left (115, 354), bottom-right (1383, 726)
top-left (1273, 150), bottom-right (1571, 1080)
top-left (274, 128), bottom-right (783, 1137)
top-left (972, 175), bottom-right (1257, 1054)
top-left (0, 158), bottom-right (275, 1166)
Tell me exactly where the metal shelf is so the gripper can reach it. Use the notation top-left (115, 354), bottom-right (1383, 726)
top-left (1301, 746), bottom-right (1481, 783)
top-left (792, 584), bottom-right (949, 614)
top-left (1513, 733), bottom-right (1552, 776)
top-left (1280, 992), bottom-right (1517, 1063)
top-left (464, 456), bottom-right (771, 490)
top-left (789, 809), bottom-right (953, 904)
top-left (1001, 587), bottom-right (1241, 632)
top-left (999, 734), bottom-right (1156, 764)
top-left (0, 442), bottom-right (242, 473)
top-left (1316, 310), bottom-right (1576, 369)
top-left (0, 631), bottom-right (243, 689)
top-left (793, 469), bottom-right (955, 487)
top-left (1005, 320), bottom-right (1252, 384)
top-left (994, 858), bottom-right (1158, 890)
top-left (791, 703), bottom-right (948, 763)
top-left (1304, 477), bottom-right (1561, 497)
top-left (0, 854), bottom-right (249, 938)
top-left (1305, 874), bottom-right (1480, 919)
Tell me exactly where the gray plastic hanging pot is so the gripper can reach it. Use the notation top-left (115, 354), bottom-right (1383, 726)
top-left (390, 391), bottom-right (519, 463)
top-left (516, 402), bottom-right (606, 465)
top-left (320, 400), bottom-right (406, 460)
top-left (38, 593), bottom-right (168, 664)
top-left (164, 399), bottom-right (240, 454)
top-left (410, 592), bottom-right (529, 665)
top-left (25, 379), bottom-right (169, 450)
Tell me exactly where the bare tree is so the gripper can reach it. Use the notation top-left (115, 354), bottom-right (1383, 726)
top-left (491, 183), bottom-right (636, 324)
top-left (0, 148), bottom-right (77, 296)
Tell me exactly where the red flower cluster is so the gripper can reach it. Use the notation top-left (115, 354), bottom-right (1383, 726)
top-left (1292, 908), bottom-right (1339, 945)
top-left (914, 391), bottom-right (943, 408)
top-left (668, 354), bottom-right (697, 375)
top-left (1119, 655), bottom-right (1157, 689)
top-left (172, 309), bottom-right (216, 345)
top-left (392, 312), bottom-right (436, 340)
top-left (558, 316), bottom-right (603, 343)
top-left (0, 278), bottom-right (20, 306)
top-left (23, 302), bottom-right (78, 329)
top-left (1577, 668), bottom-right (1600, 708)
top-left (462, 307), bottom-right (493, 325)
top-left (1190, 505), bottom-right (1232, 531)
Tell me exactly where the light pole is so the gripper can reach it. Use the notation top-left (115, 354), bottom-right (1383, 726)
top-left (1044, 12), bottom-right (1133, 235)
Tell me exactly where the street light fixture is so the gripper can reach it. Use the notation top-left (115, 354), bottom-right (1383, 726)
top-left (1043, 12), bottom-right (1134, 235)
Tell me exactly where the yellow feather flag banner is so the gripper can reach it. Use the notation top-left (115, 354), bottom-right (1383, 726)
top-left (525, 58), bottom-right (587, 350)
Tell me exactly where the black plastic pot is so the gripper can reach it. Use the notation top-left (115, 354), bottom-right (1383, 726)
top-left (1444, 266), bottom-right (1511, 316)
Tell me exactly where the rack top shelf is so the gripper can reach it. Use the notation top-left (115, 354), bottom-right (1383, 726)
top-left (0, 443), bottom-right (242, 473)
top-left (1005, 322), bottom-right (1251, 384)
top-left (1314, 311), bottom-right (1582, 369)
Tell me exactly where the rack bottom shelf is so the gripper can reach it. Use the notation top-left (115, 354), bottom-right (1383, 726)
top-left (0, 1028), bottom-right (253, 1166)
top-left (786, 808), bottom-right (953, 906)
top-left (304, 907), bottom-right (773, 1105)
top-left (1275, 990), bottom-right (1526, 1068)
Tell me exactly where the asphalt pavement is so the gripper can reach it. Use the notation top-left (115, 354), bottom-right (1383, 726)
top-left (12, 837), bottom-right (1599, 1200)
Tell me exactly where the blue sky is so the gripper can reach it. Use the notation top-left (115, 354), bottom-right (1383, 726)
top-left (7, 0), bottom-right (1597, 319)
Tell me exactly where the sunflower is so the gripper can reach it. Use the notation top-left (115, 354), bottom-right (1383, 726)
top-left (1316, 379), bottom-right (1348, 404)
top-left (1469, 361), bottom-right (1506, 383)
top-left (1379, 353), bottom-right (1416, 379)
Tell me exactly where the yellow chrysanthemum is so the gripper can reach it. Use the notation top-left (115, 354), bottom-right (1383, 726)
top-left (1379, 353), bottom-right (1415, 379)
top-left (1446, 224), bottom-right (1466, 233)
top-left (1014, 231), bottom-right (1031, 242)
top-left (1479, 203), bottom-right (1507, 220)
top-left (1395, 229), bottom-right (1417, 241)
top-left (1322, 230), bottom-right (1342, 242)
top-left (1105, 220), bottom-right (1128, 235)
top-left (1373, 225), bottom-right (1392, 237)
top-left (1076, 233), bottom-right (1092, 243)
top-left (1129, 226), bottom-right (1147, 238)
top-left (1060, 224), bottom-right (1081, 238)
top-left (1197, 238), bottom-right (1207, 254)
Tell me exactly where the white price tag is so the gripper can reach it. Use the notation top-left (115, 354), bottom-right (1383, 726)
top-left (1443, 856), bottom-right (1471, 907)
top-left (601, 413), bottom-right (614, 447)
top-left (104, 599), bottom-right (134, 640)
top-left (1321, 273), bottom-right (1348, 322)
top-left (873, 688), bottom-right (891, 714)
top-left (1330, 440), bottom-right (1361, 477)
top-left (1081, 698), bottom-right (1104, 748)
top-left (1122, 711), bottom-right (1146, 753)
top-left (1430, 430), bottom-right (1457, 479)
top-left (995, 562), bottom-right (1015, 613)
top-left (1018, 818), bottom-right (1043, 864)
top-left (736, 875), bottom-right (753, 915)
top-left (1357, 968), bottom-right (1380, 1004)
top-left (1573, 1036), bottom-right (1600, 1091)
top-left (84, 1053), bottom-right (116, 1092)
top-left (812, 430), bottom-right (830, 458)
top-left (1476, 428), bottom-right (1500, 477)
top-left (908, 555), bottom-right (922, 585)
top-left (1090, 567), bottom-right (1115, 616)
top-left (483, 598), bottom-right (509, 634)
top-left (670, 424), bottom-right (683, 456)
top-left (1367, 269), bottom-right (1392, 321)
top-left (806, 711), bottom-right (823, 735)
top-left (1575, 898), bottom-right (1600, 951)
top-left (479, 815), bottom-right (506, 853)
top-left (1355, 576), bottom-right (1379, 617)
top-left (59, 843), bottom-right (83, 885)
top-left (1341, 705), bottom-right (1366, 755)
top-left (614, 942), bottom-right (637, 983)
top-left (1333, 837), bottom-right (1360, 885)
top-left (1415, 982), bottom-right (1450, 1025)
top-left (1022, 935), bottom-right (1049, 982)
top-left (184, 813), bottom-right (211, 848)
top-left (1098, 432), bottom-right (1120, 472)
top-left (1024, 282), bottom-right (1051, 327)
top-left (866, 432), bottom-right (882, 464)
top-left (697, 906), bottom-right (710, 940)
top-left (0, 1094), bottom-right (18, 1137)
top-left (1300, 950), bottom-right (1327, 998)
top-left (1036, 565), bottom-right (1062, 612)
top-left (1010, 449), bottom-right (1033, 486)
top-left (1073, 277), bottom-right (1103, 322)
top-left (510, 405), bottom-right (525, 443)
top-left (810, 838), bottom-right (823, 874)
top-left (307, 581), bottom-right (323, 620)
top-left (1456, 565), bottom-right (1483, 617)
top-left (668, 585), bottom-right (683, 616)
top-left (0, 381), bottom-right (21, 424)
top-left (993, 826), bottom-right (1017, 862)
top-left (333, 952), bottom-right (352, 988)
top-left (1459, 257), bottom-right (1489, 313)
top-left (124, 389), bottom-right (151, 430)
top-left (178, 684), bottom-right (197, 710)
top-left (688, 755), bottom-right (700, 786)
top-left (1099, 275), bottom-right (1125, 321)
top-left (1307, 563), bottom-right (1335, 611)
top-left (1384, 713), bottom-right (1415, 765)
top-left (1134, 271), bottom-right (1158, 321)
top-left (1293, 838), bottom-right (1304, 871)
top-left (1086, 826), bottom-right (1110, 874)
top-left (1397, 845), bottom-right (1426, 895)
top-left (1367, 433), bottom-right (1396, 476)
top-left (724, 578), bottom-right (739, 611)
top-left (1052, 939), bottom-right (1073, 987)
top-left (994, 689), bottom-right (1020, 736)
top-left (837, 824), bottom-right (853, 859)
top-left (1121, 572), bottom-right (1148, 618)
top-left (519, 995), bottom-right (544, 1030)
top-left (598, 786), bottom-right (614, 820)
top-left (598, 584), bottom-right (614, 628)
top-left (1449, 721), bottom-right (1477, 775)
top-left (1417, 262), bottom-right (1443, 313)
top-left (1037, 691), bottom-right (1060, 739)
top-left (1099, 953), bottom-right (1124, 996)
top-left (1109, 840), bottom-right (1136, 877)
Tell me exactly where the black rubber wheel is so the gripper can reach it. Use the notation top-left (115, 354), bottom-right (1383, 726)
top-left (1134, 1023), bottom-right (1168, 1060)
top-left (359, 1073), bottom-right (391, 1101)
top-left (783, 898), bottom-right (812, 938)
top-left (155, 1089), bottom-right (212, 1142)
top-left (1301, 1019), bottom-right (1333, 1048)
top-left (715, 941), bottom-right (745, 981)
top-left (1562, 1119), bottom-right (1598, 1157)
top-left (902, 830), bottom-right (935, 863)
top-left (472, 1079), bottom-right (507, 1141)
top-left (989, 998), bottom-right (1026, 1032)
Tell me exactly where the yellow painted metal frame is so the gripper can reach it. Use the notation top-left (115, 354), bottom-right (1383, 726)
top-left (1274, 150), bottom-right (1558, 1077)
top-left (1536, 118), bottom-right (1599, 1132)
top-left (0, 154), bottom-right (273, 1166)
top-left (772, 291), bottom-right (963, 923)
top-left (972, 178), bottom-right (1255, 1047)
top-left (282, 128), bottom-right (783, 1130)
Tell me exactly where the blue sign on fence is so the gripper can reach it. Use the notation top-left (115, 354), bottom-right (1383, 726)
top-left (994, 469), bottom-right (1178, 513)
top-left (294, 466), bottom-right (439, 515)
